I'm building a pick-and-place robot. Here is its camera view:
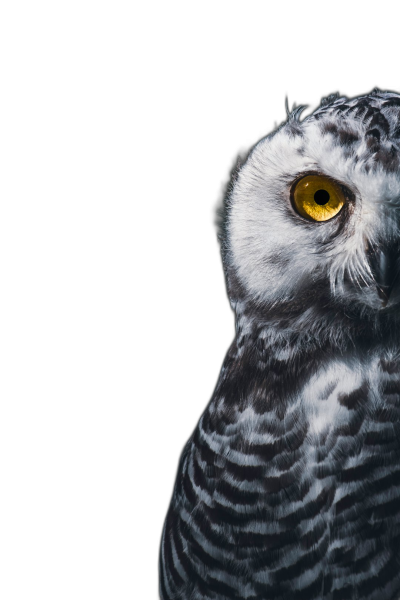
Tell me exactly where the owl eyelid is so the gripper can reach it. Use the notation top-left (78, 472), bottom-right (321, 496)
top-left (290, 171), bottom-right (352, 196)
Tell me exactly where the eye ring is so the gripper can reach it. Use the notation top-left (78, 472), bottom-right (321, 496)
top-left (290, 173), bottom-right (347, 222)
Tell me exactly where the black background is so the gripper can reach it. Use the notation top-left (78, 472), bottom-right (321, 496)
top-left (149, 59), bottom-right (396, 593)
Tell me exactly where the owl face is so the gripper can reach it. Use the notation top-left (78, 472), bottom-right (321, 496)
top-left (224, 92), bottom-right (400, 334)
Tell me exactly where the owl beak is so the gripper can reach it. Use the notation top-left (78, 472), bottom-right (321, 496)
top-left (367, 243), bottom-right (400, 307)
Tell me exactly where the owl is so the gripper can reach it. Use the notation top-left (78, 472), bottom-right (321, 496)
top-left (159, 90), bottom-right (400, 600)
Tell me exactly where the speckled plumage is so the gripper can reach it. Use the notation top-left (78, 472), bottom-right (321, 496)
top-left (159, 90), bottom-right (400, 600)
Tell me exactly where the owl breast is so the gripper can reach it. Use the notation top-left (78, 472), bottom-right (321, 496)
top-left (160, 345), bottom-right (400, 600)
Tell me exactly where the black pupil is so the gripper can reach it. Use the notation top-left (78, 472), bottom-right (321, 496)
top-left (314, 189), bottom-right (330, 205)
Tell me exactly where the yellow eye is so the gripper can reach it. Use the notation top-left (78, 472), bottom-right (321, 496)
top-left (291, 174), bottom-right (345, 222)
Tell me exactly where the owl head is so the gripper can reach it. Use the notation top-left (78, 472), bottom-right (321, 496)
top-left (219, 90), bottom-right (400, 350)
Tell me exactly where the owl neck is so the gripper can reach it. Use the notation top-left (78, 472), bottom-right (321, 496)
top-left (228, 266), bottom-right (400, 360)
top-left (236, 311), bottom-right (400, 364)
